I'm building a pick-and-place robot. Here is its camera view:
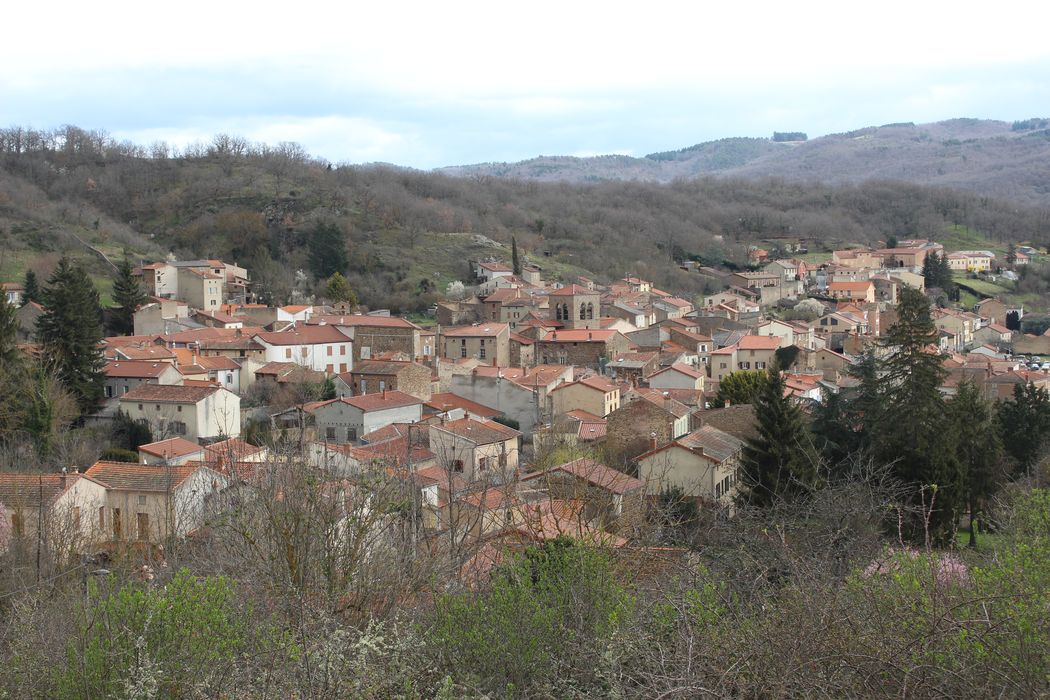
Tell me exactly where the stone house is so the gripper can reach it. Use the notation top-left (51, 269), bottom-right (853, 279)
top-left (440, 323), bottom-right (511, 366)
top-left (335, 360), bottom-right (433, 401)
top-left (535, 328), bottom-right (633, 368)
top-left (548, 284), bottom-right (601, 330)
top-left (605, 390), bottom-right (691, 462)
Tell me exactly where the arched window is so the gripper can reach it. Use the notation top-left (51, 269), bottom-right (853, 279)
top-left (580, 302), bottom-right (587, 320)
top-left (586, 302), bottom-right (594, 320)
top-left (555, 304), bottom-right (563, 321)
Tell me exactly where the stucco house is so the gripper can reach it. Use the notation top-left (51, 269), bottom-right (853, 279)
top-left (119, 384), bottom-right (241, 442)
top-left (549, 375), bottom-right (621, 418)
top-left (311, 390), bottom-right (423, 444)
top-left (636, 424), bottom-right (743, 504)
top-left (253, 325), bottom-right (353, 375)
top-left (429, 418), bottom-right (521, 481)
top-left (104, 360), bottom-right (183, 399)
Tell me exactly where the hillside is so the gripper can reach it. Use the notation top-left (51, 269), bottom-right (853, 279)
top-left (2, 125), bottom-right (1050, 312)
top-left (440, 118), bottom-right (1050, 206)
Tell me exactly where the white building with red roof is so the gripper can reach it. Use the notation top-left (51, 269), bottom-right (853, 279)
top-left (253, 325), bottom-right (352, 374)
top-left (118, 384), bottom-right (241, 441)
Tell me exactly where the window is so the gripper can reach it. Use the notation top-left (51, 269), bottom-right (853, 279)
top-left (348, 428), bottom-right (357, 441)
top-left (105, 386), bottom-right (113, 398)
top-left (479, 347), bottom-right (486, 359)
top-left (378, 381), bottom-right (385, 392)
top-left (498, 452), bottom-right (507, 467)
top-left (452, 459), bottom-right (464, 473)
top-left (285, 348), bottom-right (292, 359)
top-left (177, 405), bottom-right (182, 412)
top-left (226, 373), bottom-right (233, 384)
top-left (171, 421), bottom-right (187, 435)
top-left (327, 346), bottom-right (333, 356)
top-left (478, 457), bottom-right (488, 471)
top-left (113, 508), bottom-right (122, 540)
top-left (325, 427), bottom-right (336, 440)
top-left (138, 404), bottom-right (143, 410)
top-left (340, 345), bottom-right (346, 356)
top-left (361, 380), bottom-right (367, 393)
top-left (460, 346), bottom-right (467, 358)
top-left (756, 362), bottom-right (766, 369)
top-left (138, 495), bottom-right (147, 506)
top-left (155, 404), bottom-right (161, 411)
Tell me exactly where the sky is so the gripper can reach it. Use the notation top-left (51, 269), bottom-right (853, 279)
top-left (3, 1), bottom-right (1050, 169)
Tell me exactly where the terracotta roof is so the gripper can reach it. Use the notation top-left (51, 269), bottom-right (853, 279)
top-left (254, 326), bottom-right (350, 346)
top-left (737, 335), bottom-right (781, 351)
top-left (629, 389), bottom-right (691, 418)
top-left (104, 361), bottom-right (176, 378)
top-left (309, 314), bottom-right (421, 329)
top-left (829, 281), bottom-right (874, 292)
top-left (204, 438), bottom-right (265, 462)
top-left (280, 305), bottom-right (313, 314)
top-left (524, 458), bottom-right (644, 494)
top-left (551, 375), bottom-right (618, 394)
top-left (120, 384), bottom-right (222, 403)
top-left (316, 391), bottom-right (422, 413)
top-left (84, 461), bottom-right (202, 491)
top-left (442, 323), bottom-right (509, 337)
top-left (0, 473), bottom-right (91, 509)
top-left (432, 418), bottom-right (520, 444)
top-left (548, 284), bottom-right (596, 297)
top-left (138, 437), bottom-right (204, 459)
top-left (195, 355), bottom-right (240, 371)
top-left (425, 392), bottom-right (502, 418)
top-left (349, 360), bottom-right (423, 376)
top-left (650, 362), bottom-right (705, 380)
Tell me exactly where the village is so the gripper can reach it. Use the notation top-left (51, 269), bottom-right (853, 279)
top-left (0, 235), bottom-right (1043, 580)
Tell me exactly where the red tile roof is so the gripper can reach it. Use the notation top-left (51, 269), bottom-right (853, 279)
top-left (254, 326), bottom-right (350, 346)
top-left (315, 391), bottom-right (422, 413)
top-left (540, 329), bottom-right (620, 342)
top-left (84, 461), bottom-right (204, 491)
top-left (104, 361), bottom-right (176, 379)
top-left (138, 437), bottom-right (204, 458)
top-left (737, 335), bottom-right (781, 351)
top-left (120, 384), bottom-right (222, 403)
top-left (432, 418), bottom-right (520, 444)
top-left (442, 323), bottom-right (509, 337)
top-left (425, 392), bottom-right (502, 418)
top-left (548, 284), bottom-right (597, 297)
top-left (651, 362), bottom-right (705, 380)
top-left (524, 458), bottom-right (643, 494)
top-left (308, 314), bottom-right (421, 329)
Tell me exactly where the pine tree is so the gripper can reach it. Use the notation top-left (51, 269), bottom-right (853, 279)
top-left (997, 382), bottom-right (1050, 478)
top-left (21, 269), bottom-right (40, 306)
top-left (950, 381), bottom-right (1002, 547)
top-left (873, 286), bottom-right (962, 541)
top-left (512, 236), bottom-right (522, 276)
top-left (110, 255), bottom-right (147, 335)
top-left (36, 257), bottom-right (106, 414)
top-left (308, 222), bottom-right (349, 279)
top-left (738, 365), bottom-right (818, 508)
top-left (0, 294), bottom-right (21, 369)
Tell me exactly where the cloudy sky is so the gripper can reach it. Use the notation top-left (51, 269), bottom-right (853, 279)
top-left (3, 1), bottom-right (1049, 169)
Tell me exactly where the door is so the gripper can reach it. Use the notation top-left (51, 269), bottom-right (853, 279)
top-left (113, 508), bottom-right (122, 540)
top-left (137, 512), bottom-right (150, 541)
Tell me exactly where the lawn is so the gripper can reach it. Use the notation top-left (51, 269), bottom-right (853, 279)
top-left (940, 224), bottom-right (1008, 255)
top-left (953, 274), bottom-right (1012, 297)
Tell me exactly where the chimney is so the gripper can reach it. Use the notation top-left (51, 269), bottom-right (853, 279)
top-left (60, 466), bottom-right (68, 490)
top-left (663, 391), bottom-right (672, 412)
top-left (649, 432), bottom-right (657, 451)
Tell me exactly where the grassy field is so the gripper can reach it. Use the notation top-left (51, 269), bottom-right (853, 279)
top-left (953, 274), bottom-right (1012, 296)
top-left (940, 224), bottom-right (1009, 255)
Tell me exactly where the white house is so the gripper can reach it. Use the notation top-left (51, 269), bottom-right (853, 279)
top-left (647, 363), bottom-right (705, 392)
top-left (119, 384), bottom-right (241, 442)
top-left (311, 390), bottom-right (423, 443)
top-left (254, 325), bottom-right (353, 375)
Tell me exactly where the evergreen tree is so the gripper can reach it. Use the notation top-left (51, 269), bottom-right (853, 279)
top-left (512, 236), bottom-right (522, 276)
top-left (997, 382), bottom-right (1050, 478)
top-left (36, 257), bottom-right (106, 414)
top-left (711, 370), bottom-right (766, 408)
top-left (950, 381), bottom-right (1002, 547)
top-left (873, 286), bottom-right (962, 541)
top-left (324, 272), bottom-right (358, 307)
top-left (110, 254), bottom-right (147, 335)
top-left (0, 294), bottom-right (21, 369)
top-left (810, 387), bottom-right (857, 475)
top-left (307, 222), bottom-right (349, 279)
top-left (921, 251), bottom-right (937, 284)
top-left (1006, 242), bottom-right (1017, 266)
top-left (21, 269), bottom-right (40, 306)
top-left (737, 364), bottom-right (818, 508)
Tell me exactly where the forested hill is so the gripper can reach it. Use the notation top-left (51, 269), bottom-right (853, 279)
top-left (440, 118), bottom-right (1050, 206)
top-left (2, 125), bottom-right (1050, 313)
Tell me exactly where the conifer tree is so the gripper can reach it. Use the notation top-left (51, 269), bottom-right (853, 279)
top-left (0, 294), bottom-right (20, 369)
top-left (512, 236), bottom-right (522, 276)
top-left (21, 269), bottom-right (40, 306)
top-left (308, 222), bottom-right (349, 279)
top-left (738, 364), bottom-right (818, 508)
top-left (873, 286), bottom-right (962, 541)
top-left (997, 382), bottom-right (1050, 478)
top-left (950, 380), bottom-right (1002, 547)
top-left (36, 257), bottom-right (106, 414)
top-left (110, 254), bottom-right (147, 335)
